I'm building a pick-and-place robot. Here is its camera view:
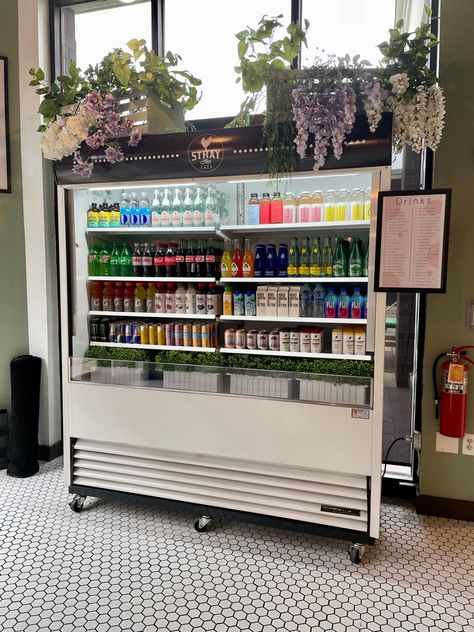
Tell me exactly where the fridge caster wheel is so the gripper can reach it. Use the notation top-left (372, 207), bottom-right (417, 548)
top-left (349, 543), bottom-right (365, 564)
top-left (194, 516), bottom-right (212, 533)
top-left (69, 495), bottom-right (87, 513)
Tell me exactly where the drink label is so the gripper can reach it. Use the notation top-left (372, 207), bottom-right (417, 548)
top-left (221, 262), bottom-right (229, 275)
top-left (195, 255), bottom-right (205, 263)
top-left (110, 210), bottom-right (121, 227)
top-left (146, 298), bottom-right (154, 312)
top-left (351, 202), bottom-right (364, 221)
top-left (91, 298), bottom-right (101, 311)
top-left (113, 297), bottom-right (123, 311)
top-left (129, 211), bottom-right (140, 225)
top-left (337, 204), bottom-right (349, 221)
top-left (151, 211), bottom-right (161, 227)
top-left (196, 297), bottom-right (206, 313)
top-left (310, 265), bottom-right (321, 276)
top-left (287, 264), bottom-right (298, 276)
top-left (142, 257), bottom-right (152, 266)
top-left (231, 262), bottom-right (239, 275)
top-left (164, 256), bottom-right (176, 265)
top-left (171, 211), bottom-right (182, 226)
top-left (88, 255), bottom-right (96, 263)
top-left (338, 304), bottom-right (349, 318)
top-left (132, 256), bottom-right (142, 265)
top-left (155, 296), bottom-right (165, 313)
top-left (333, 264), bottom-right (345, 277)
top-left (324, 205), bottom-right (336, 222)
top-left (204, 210), bottom-right (215, 226)
top-left (119, 212), bottom-right (129, 226)
top-left (351, 304), bottom-right (362, 319)
top-left (134, 298), bottom-right (146, 312)
top-left (160, 211), bottom-right (171, 226)
top-left (205, 255), bottom-right (216, 262)
top-left (364, 201), bottom-right (371, 220)
top-left (325, 302), bottom-right (337, 318)
top-left (154, 256), bottom-right (164, 266)
top-left (175, 296), bottom-right (185, 313)
top-left (139, 210), bottom-right (151, 226)
top-left (242, 262), bottom-right (252, 276)
top-left (102, 298), bottom-right (114, 311)
top-left (283, 204), bottom-right (296, 223)
top-left (175, 255), bottom-right (185, 263)
top-left (193, 210), bottom-right (204, 226)
top-left (123, 297), bottom-right (134, 312)
top-left (183, 211), bottom-right (194, 226)
top-left (99, 255), bottom-right (110, 264)
top-left (310, 204), bottom-right (323, 222)
top-left (298, 204), bottom-right (311, 223)
top-left (299, 265), bottom-right (310, 276)
top-left (349, 263), bottom-right (362, 277)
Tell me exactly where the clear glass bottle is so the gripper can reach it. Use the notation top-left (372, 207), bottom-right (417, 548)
top-left (336, 188), bottom-right (350, 221)
top-left (350, 188), bottom-right (364, 221)
top-left (310, 190), bottom-right (324, 222)
top-left (182, 187), bottom-right (194, 227)
top-left (321, 236), bottom-right (333, 276)
top-left (324, 190), bottom-right (337, 222)
top-left (364, 187), bottom-right (372, 220)
top-left (193, 186), bottom-right (205, 227)
top-left (160, 188), bottom-right (172, 227)
top-left (171, 188), bottom-right (183, 227)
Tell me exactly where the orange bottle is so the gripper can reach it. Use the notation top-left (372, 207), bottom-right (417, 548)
top-left (242, 238), bottom-right (254, 277)
top-left (220, 241), bottom-right (233, 278)
top-left (90, 281), bottom-right (103, 311)
top-left (102, 281), bottom-right (114, 311)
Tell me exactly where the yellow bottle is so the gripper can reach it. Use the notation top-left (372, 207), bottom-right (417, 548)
top-left (364, 187), bottom-right (372, 220)
top-left (336, 189), bottom-right (350, 221)
top-left (324, 190), bottom-right (336, 222)
top-left (223, 286), bottom-right (233, 315)
top-left (220, 241), bottom-right (233, 278)
top-left (350, 188), bottom-right (364, 221)
top-left (87, 203), bottom-right (99, 228)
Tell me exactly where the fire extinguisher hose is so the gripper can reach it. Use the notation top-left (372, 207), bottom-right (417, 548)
top-left (433, 352), bottom-right (448, 420)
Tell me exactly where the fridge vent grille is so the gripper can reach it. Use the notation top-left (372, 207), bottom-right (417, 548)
top-left (72, 439), bottom-right (368, 532)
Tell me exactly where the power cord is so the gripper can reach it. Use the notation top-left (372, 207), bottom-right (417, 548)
top-left (382, 436), bottom-right (411, 477)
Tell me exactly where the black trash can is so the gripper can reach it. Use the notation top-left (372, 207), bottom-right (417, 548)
top-left (0, 408), bottom-right (8, 470)
top-left (7, 355), bottom-right (42, 478)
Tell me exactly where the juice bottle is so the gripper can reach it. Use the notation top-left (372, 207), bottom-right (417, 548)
top-left (270, 192), bottom-right (283, 223)
top-left (146, 283), bottom-right (156, 313)
top-left (364, 187), bottom-right (372, 220)
top-left (207, 283), bottom-right (222, 315)
top-left (134, 282), bottom-right (146, 313)
top-left (196, 284), bottom-right (207, 314)
top-left (123, 282), bottom-right (135, 312)
top-left (88, 243), bottom-right (100, 276)
top-left (175, 283), bottom-right (187, 314)
top-left (87, 202), bottom-right (99, 228)
top-left (259, 193), bottom-right (271, 224)
top-left (232, 239), bottom-right (243, 277)
top-left (287, 238), bottom-right (299, 277)
top-left (349, 238), bottom-right (363, 277)
top-left (324, 190), bottom-right (336, 222)
top-left (99, 244), bottom-right (111, 276)
top-left (283, 192), bottom-right (296, 223)
top-left (337, 287), bottom-right (350, 318)
top-left (102, 281), bottom-right (114, 311)
top-left (165, 283), bottom-right (176, 313)
top-left (324, 287), bottom-right (338, 318)
top-left (336, 189), bottom-right (350, 221)
top-left (119, 243), bottom-right (132, 277)
top-left (242, 238), bottom-right (254, 277)
top-left (350, 188), bottom-right (364, 221)
top-left (154, 283), bottom-right (166, 313)
top-left (297, 191), bottom-right (312, 223)
top-left (113, 282), bottom-right (124, 312)
top-left (298, 237), bottom-right (310, 276)
top-left (193, 187), bottom-right (205, 227)
top-left (182, 187), bottom-right (194, 227)
top-left (223, 286), bottom-right (233, 315)
top-left (160, 188), bottom-right (172, 227)
top-left (220, 241), bottom-right (233, 278)
top-left (90, 281), bottom-right (102, 311)
top-left (309, 237), bottom-right (321, 277)
top-left (254, 244), bottom-right (266, 277)
top-left (247, 193), bottom-right (260, 224)
top-left (333, 238), bottom-right (348, 277)
top-left (310, 190), bottom-right (324, 222)
top-left (350, 287), bottom-right (365, 319)
top-left (185, 284), bottom-right (197, 314)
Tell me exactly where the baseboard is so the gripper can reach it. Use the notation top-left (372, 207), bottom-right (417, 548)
top-left (38, 441), bottom-right (63, 462)
top-left (416, 493), bottom-right (474, 522)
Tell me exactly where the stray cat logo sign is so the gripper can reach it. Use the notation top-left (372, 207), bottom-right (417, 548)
top-left (188, 134), bottom-right (224, 173)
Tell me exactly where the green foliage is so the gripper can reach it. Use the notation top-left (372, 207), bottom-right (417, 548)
top-left (84, 346), bottom-right (151, 362)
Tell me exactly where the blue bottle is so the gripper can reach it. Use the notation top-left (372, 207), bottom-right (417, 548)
top-left (299, 284), bottom-right (312, 317)
top-left (254, 244), bottom-right (266, 277)
top-left (139, 192), bottom-right (152, 226)
top-left (312, 284), bottom-right (326, 318)
top-left (119, 192), bottom-right (130, 227)
top-left (337, 287), bottom-right (351, 319)
top-left (324, 287), bottom-right (338, 318)
top-left (350, 287), bottom-right (365, 319)
top-left (265, 243), bottom-right (277, 277)
top-left (129, 192), bottom-right (140, 226)
top-left (277, 243), bottom-right (289, 277)
top-left (247, 193), bottom-right (260, 224)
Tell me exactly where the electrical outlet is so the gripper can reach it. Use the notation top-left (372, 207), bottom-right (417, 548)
top-left (462, 433), bottom-right (474, 456)
top-left (435, 432), bottom-right (459, 454)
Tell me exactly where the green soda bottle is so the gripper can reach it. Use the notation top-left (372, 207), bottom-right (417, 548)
top-left (110, 243), bottom-right (121, 276)
top-left (119, 243), bottom-right (132, 277)
top-left (333, 237), bottom-right (348, 277)
top-left (363, 243), bottom-right (369, 277)
top-left (349, 238), bottom-right (363, 277)
top-left (99, 243), bottom-right (111, 276)
top-left (88, 242), bottom-right (100, 276)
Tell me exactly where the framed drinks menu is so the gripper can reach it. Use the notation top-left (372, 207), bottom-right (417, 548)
top-left (374, 189), bottom-right (452, 293)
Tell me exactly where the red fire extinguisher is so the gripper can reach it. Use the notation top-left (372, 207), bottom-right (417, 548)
top-left (433, 346), bottom-right (474, 438)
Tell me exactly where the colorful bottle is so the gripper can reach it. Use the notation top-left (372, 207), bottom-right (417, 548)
top-left (259, 193), bottom-right (271, 224)
top-left (324, 287), bottom-right (338, 318)
top-left (132, 243), bottom-right (143, 277)
top-left (349, 238), bottom-right (364, 277)
top-left (185, 284), bottom-right (197, 314)
top-left (119, 243), bottom-right (132, 277)
top-left (297, 191), bottom-right (312, 223)
top-left (109, 243), bottom-right (121, 276)
top-left (247, 193), bottom-right (260, 224)
top-left (87, 202), bottom-right (99, 228)
top-left (277, 243), bottom-right (289, 278)
top-left (333, 238), bottom-right (348, 277)
top-left (113, 282), bottom-right (124, 312)
top-left (193, 187), bottom-right (204, 227)
top-left (336, 189), bottom-right (350, 221)
top-left (98, 203), bottom-right (110, 228)
top-left (270, 192), bottom-right (283, 223)
top-left (119, 193), bottom-right (130, 227)
top-left (171, 188), bottom-right (183, 227)
top-left (337, 287), bottom-right (350, 318)
top-left (101, 282), bottom-right (113, 311)
top-left (309, 237), bottom-right (321, 277)
top-left (154, 283), bottom-right (166, 314)
top-left (123, 282), bottom-right (135, 312)
top-left (165, 283), bottom-right (176, 314)
top-left (146, 283), bottom-right (156, 313)
top-left (312, 284), bottom-right (326, 318)
top-left (265, 243), bottom-right (277, 277)
top-left (364, 187), bottom-right (372, 220)
top-left (242, 238), bottom-right (254, 277)
top-left (254, 244), bottom-right (266, 277)
top-left (89, 281), bottom-right (102, 311)
top-left (129, 192), bottom-right (139, 226)
top-left (88, 243), bottom-right (100, 276)
top-left (321, 237), bottom-right (333, 277)
top-left (151, 189), bottom-right (161, 227)
top-left (223, 286), bottom-right (233, 315)
top-left (282, 193), bottom-right (296, 223)
top-left (310, 190), bottom-right (324, 222)
top-left (350, 287), bottom-right (365, 320)
top-left (160, 188), bottom-right (172, 227)
top-left (233, 289), bottom-right (245, 316)
top-left (182, 187), bottom-right (194, 227)
top-left (324, 190), bottom-right (337, 222)
top-left (298, 237), bottom-right (311, 276)
top-left (287, 238), bottom-right (299, 277)
top-left (99, 244), bottom-right (111, 276)
top-left (350, 188), bottom-right (364, 221)
top-left (244, 289), bottom-right (257, 316)
top-left (134, 282), bottom-right (146, 313)
top-left (220, 241), bottom-right (233, 278)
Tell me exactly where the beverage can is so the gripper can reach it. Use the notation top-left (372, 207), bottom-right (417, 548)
top-left (140, 324), bottom-right (149, 345)
top-left (290, 330), bottom-right (300, 352)
top-left (279, 329), bottom-right (290, 352)
top-left (90, 318), bottom-right (100, 342)
top-left (131, 323), bottom-right (141, 344)
top-left (225, 328), bottom-right (235, 349)
top-left (98, 319), bottom-right (109, 342)
top-left (192, 324), bottom-right (202, 348)
top-left (236, 329), bottom-right (246, 349)
top-left (165, 323), bottom-right (175, 346)
top-left (246, 330), bottom-right (257, 350)
top-left (108, 322), bottom-right (117, 343)
top-left (183, 323), bottom-right (193, 346)
top-left (157, 324), bottom-right (166, 346)
top-left (201, 325), bottom-right (211, 348)
top-left (300, 330), bottom-right (311, 353)
top-left (269, 329), bottom-right (280, 351)
top-left (116, 322), bottom-right (125, 344)
top-left (148, 324), bottom-right (157, 346)
top-left (257, 330), bottom-right (269, 350)
top-left (124, 323), bottom-right (133, 344)
top-left (174, 323), bottom-right (183, 347)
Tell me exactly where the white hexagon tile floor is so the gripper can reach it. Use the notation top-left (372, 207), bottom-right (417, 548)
top-left (0, 459), bottom-right (473, 632)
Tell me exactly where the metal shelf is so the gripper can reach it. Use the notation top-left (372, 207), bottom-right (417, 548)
top-left (88, 277), bottom-right (216, 283)
top-left (86, 226), bottom-right (221, 236)
top-left (89, 311), bottom-right (216, 320)
top-left (221, 220), bottom-right (370, 235)
top-left (221, 348), bottom-right (371, 361)
top-left (218, 277), bottom-right (368, 284)
top-left (89, 342), bottom-right (216, 352)
top-left (220, 316), bottom-right (367, 325)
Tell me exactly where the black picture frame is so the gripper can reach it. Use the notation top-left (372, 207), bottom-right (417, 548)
top-left (0, 56), bottom-right (11, 194)
top-left (374, 189), bottom-right (452, 293)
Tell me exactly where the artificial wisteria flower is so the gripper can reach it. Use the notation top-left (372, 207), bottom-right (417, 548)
top-left (359, 74), bottom-right (384, 132)
top-left (389, 73), bottom-right (410, 95)
top-left (72, 151), bottom-right (94, 177)
top-left (85, 129), bottom-right (106, 149)
top-left (128, 130), bottom-right (142, 147)
top-left (425, 85), bottom-right (446, 152)
top-left (104, 146), bottom-right (125, 164)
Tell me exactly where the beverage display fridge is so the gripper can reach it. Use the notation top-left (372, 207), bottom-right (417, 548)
top-left (55, 115), bottom-right (392, 563)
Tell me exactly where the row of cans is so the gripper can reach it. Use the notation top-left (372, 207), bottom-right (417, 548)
top-left (90, 318), bottom-right (218, 348)
top-left (224, 327), bottom-right (325, 353)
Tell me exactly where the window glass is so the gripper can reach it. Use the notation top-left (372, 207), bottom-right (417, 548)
top-left (165, 0), bottom-right (291, 120)
top-left (301, 0), bottom-right (396, 66)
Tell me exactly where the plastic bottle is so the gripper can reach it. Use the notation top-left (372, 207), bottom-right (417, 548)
top-left (350, 287), bottom-right (365, 319)
top-left (119, 243), bottom-right (132, 277)
top-left (265, 243), bottom-right (277, 277)
top-left (109, 243), bottom-right (120, 276)
top-left (350, 188), bottom-right (364, 221)
top-left (175, 283), bottom-right (187, 314)
top-left (184, 240), bottom-right (196, 277)
top-left (90, 281), bottom-right (102, 311)
top-left (171, 188), bottom-right (183, 227)
top-left (196, 284), bottom-right (207, 315)
top-left (298, 237), bottom-right (311, 276)
top-left (337, 287), bottom-right (350, 318)
top-left (324, 190), bottom-right (337, 222)
top-left (321, 237), bottom-right (333, 276)
top-left (309, 237), bottom-right (321, 277)
top-left (247, 193), bottom-right (260, 224)
top-left (333, 238), bottom-right (348, 277)
top-left (139, 192), bottom-right (151, 226)
top-left (205, 240), bottom-right (217, 278)
top-left (254, 244), bottom-right (266, 277)
top-left (119, 193), bottom-right (130, 227)
top-left (99, 244), bottom-right (111, 276)
top-left (123, 282), bottom-right (135, 312)
top-left (349, 238), bottom-right (364, 277)
top-left (299, 284), bottom-right (312, 317)
top-left (297, 191), bottom-right (312, 223)
top-left (363, 244), bottom-right (369, 277)
top-left (97, 203), bottom-right (108, 229)
top-left (324, 287), bottom-right (338, 318)
top-left (270, 192), bottom-right (283, 223)
top-left (193, 187), bottom-right (204, 227)
top-left (113, 282), bottom-right (124, 312)
top-left (141, 243), bottom-right (153, 277)
top-left (233, 289), bottom-right (245, 316)
top-left (282, 192), bottom-right (296, 223)
top-left (87, 202), bottom-right (99, 228)
top-left (287, 238), bottom-right (299, 277)
top-left (153, 242), bottom-right (166, 278)
top-left (364, 187), bottom-right (372, 220)
top-left (244, 290), bottom-right (257, 316)
top-left (134, 282), bottom-right (146, 312)
top-left (336, 189), bottom-right (350, 221)
top-left (220, 241), bottom-right (233, 278)
top-left (259, 193), bottom-right (271, 224)
top-left (185, 284), bottom-right (197, 314)
top-left (132, 243), bottom-right (143, 277)
top-left (175, 241), bottom-right (187, 277)
top-left (160, 188), bottom-right (172, 227)
top-left (154, 283), bottom-right (166, 313)
top-left (310, 190), bottom-right (324, 222)
top-left (204, 186), bottom-right (217, 227)
top-left (151, 189), bottom-right (161, 227)
top-left (206, 283), bottom-right (222, 315)
top-left (277, 243), bottom-right (288, 278)
top-left (110, 202), bottom-right (121, 228)
top-left (146, 283), bottom-right (156, 313)
top-left (165, 283), bottom-right (176, 314)
top-left (129, 192), bottom-right (139, 226)
top-left (312, 284), bottom-right (326, 318)
top-left (223, 286), bottom-right (233, 315)
top-left (165, 242), bottom-right (177, 277)
top-left (88, 243), bottom-right (100, 276)
top-left (241, 238), bottom-right (254, 277)
top-left (195, 240), bottom-right (206, 277)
